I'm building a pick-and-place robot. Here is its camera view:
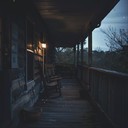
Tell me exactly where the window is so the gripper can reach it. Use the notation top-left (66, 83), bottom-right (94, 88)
top-left (11, 23), bottom-right (18, 68)
top-left (27, 51), bottom-right (34, 81)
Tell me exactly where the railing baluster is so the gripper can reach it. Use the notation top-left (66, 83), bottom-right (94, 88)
top-left (77, 65), bottom-right (128, 128)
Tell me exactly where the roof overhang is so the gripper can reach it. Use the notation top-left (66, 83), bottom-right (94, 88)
top-left (33, 0), bottom-right (119, 47)
top-left (0, 0), bottom-right (119, 47)
top-left (5, 0), bottom-right (119, 47)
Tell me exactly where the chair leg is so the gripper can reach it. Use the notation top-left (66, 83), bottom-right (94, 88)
top-left (58, 81), bottom-right (61, 96)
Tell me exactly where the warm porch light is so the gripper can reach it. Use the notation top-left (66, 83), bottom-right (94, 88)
top-left (42, 43), bottom-right (47, 75)
top-left (42, 43), bottom-right (46, 49)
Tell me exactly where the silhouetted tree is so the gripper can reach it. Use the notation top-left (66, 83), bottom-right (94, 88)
top-left (101, 27), bottom-right (128, 51)
top-left (94, 27), bottom-right (128, 73)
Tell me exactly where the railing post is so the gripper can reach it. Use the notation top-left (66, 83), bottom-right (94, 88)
top-left (77, 44), bottom-right (79, 66)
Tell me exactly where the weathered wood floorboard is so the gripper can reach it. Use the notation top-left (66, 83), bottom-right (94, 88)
top-left (18, 79), bottom-right (113, 128)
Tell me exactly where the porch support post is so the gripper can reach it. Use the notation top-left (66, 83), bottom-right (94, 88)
top-left (76, 44), bottom-right (80, 78)
top-left (88, 31), bottom-right (92, 66)
top-left (81, 41), bottom-right (84, 80)
top-left (77, 44), bottom-right (79, 66)
top-left (73, 45), bottom-right (76, 67)
top-left (81, 41), bottom-right (83, 66)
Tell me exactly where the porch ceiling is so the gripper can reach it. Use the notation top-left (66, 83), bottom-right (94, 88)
top-left (32, 0), bottom-right (119, 47)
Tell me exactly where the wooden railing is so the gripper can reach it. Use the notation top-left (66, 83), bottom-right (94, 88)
top-left (77, 65), bottom-right (128, 128)
top-left (55, 64), bottom-right (76, 78)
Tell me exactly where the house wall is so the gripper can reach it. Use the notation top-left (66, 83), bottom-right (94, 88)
top-left (0, 2), bottom-right (46, 128)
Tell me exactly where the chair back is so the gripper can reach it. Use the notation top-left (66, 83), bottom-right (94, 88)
top-left (45, 64), bottom-right (56, 76)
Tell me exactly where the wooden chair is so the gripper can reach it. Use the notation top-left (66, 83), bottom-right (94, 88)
top-left (45, 64), bottom-right (61, 78)
top-left (42, 74), bottom-right (61, 98)
top-left (45, 64), bottom-right (62, 88)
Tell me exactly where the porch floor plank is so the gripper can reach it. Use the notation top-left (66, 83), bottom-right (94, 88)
top-left (18, 79), bottom-right (113, 128)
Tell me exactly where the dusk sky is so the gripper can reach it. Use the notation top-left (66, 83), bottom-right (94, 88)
top-left (90, 0), bottom-right (128, 51)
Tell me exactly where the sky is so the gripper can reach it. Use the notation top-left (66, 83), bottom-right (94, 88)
top-left (89, 0), bottom-right (128, 51)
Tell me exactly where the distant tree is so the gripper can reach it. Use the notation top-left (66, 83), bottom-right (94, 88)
top-left (55, 47), bottom-right (65, 63)
top-left (55, 47), bottom-right (74, 64)
top-left (98, 27), bottom-right (128, 73)
top-left (101, 27), bottom-right (128, 51)
top-left (94, 47), bottom-right (103, 52)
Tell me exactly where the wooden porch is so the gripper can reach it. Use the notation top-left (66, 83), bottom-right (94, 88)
top-left (17, 78), bottom-right (113, 128)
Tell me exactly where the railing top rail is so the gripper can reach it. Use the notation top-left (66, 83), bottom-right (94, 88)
top-left (90, 67), bottom-right (128, 77)
top-left (79, 65), bottom-right (128, 79)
